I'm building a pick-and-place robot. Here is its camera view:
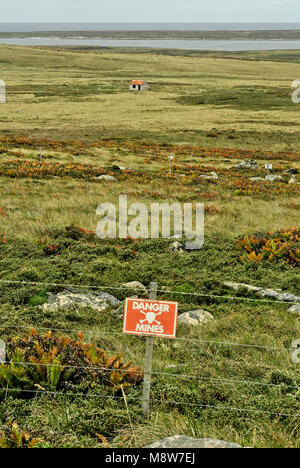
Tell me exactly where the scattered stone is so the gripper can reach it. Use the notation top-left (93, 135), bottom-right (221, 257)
top-left (256, 288), bottom-right (281, 300)
top-left (42, 288), bottom-right (120, 313)
top-left (265, 174), bottom-right (282, 182)
top-left (122, 281), bottom-right (148, 294)
top-left (97, 175), bottom-right (117, 181)
top-left (178, 309), bottom-right (214, 327)
top-left (146, 435), bottom-right (242, 449)
top-left (289, 176), bottom-right (297, 184)
top-left (224, 281), bottom-right (262, 293)
top-left (236, 160), bottom-right (258, 170)
top-left (224, 282), bottom-right (300, 303)
top-left (250, 175), bottom-right (285, 182)
top-left (284, 168), bottom-right (299, 175)
top-left (200, 171), bottom-right (218, 180)
top-left (257, 290), bottom-right (300, 302)
top-left (288, 304), bottom-right (300, 315)
top-left (169, 241), bottom-right (185, 253)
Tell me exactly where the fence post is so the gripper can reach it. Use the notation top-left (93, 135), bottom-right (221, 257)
top-left (141, 281), bottom-right (157, 416)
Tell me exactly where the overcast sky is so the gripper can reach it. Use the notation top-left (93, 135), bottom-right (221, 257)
top-left (1, 0), bottom-right (300, 23)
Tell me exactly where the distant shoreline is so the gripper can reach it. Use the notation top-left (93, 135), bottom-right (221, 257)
top-left (3, 30), bottom-right (300, 41)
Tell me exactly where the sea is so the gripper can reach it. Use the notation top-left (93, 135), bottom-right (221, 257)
top-left (1, 23), bottom-right (300, 51)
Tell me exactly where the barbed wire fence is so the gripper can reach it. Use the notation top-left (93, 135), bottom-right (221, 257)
top-left (0, 279), bottom-right (299, 304)
top-left (0, 278), bottom-right (299, 433)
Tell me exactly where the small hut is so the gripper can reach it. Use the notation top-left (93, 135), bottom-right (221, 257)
top-left (130, 80), bottom-right (149, 91)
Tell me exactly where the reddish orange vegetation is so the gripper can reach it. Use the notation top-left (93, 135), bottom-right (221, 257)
top-left (238, 227), bottom-right (300, 267)
top-left (0, 207), bottom-right (8, 217)
top-left (1, 136), bottom-right (300, 162)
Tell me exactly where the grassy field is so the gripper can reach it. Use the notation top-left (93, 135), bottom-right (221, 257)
top-left (0, 45), bottom-right (299, 448)
top-left (1, 45), bottom-right (300, 149)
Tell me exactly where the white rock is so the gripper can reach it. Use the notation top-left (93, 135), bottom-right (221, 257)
top-left (224, 282), bottom-right (300, 303)
top-left (169, 241), bottom-right (185, 253)
top-left (122, 281), bottom-right (148, 294)
top-left (178, 309), bottom-right (214, 327)
top-left (42, 289), bottom-right (120, 312)
top-left (289, 176), bottom-right (297, 184)
top-left (200, 171), bottom-right (218, 180)
top-left (224, 282), bottom-right (263, 293)
top-left (97, 175), bottom-right (117, 181)
top-left (265, 175), bottom-right (282, 182)
top-left (146, 435), bottom-right (242, 449)
top-left (288, 304), bottom-right (300, 315)
top-left (284, 168), bottom-right (298, 175)
top-left (236, 160), bottom-right (258, 170)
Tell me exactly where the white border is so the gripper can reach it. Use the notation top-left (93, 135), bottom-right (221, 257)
top-left (123, 297), bottom-right (178, 339)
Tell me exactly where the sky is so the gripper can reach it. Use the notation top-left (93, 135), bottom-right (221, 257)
top-left (1, 0), bottom-right (300, 23)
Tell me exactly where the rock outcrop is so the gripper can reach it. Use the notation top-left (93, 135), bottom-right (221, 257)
top-left (146, 435), bottom-right (242, 448)
top-left (236, 160), bottom-right (258, 170)
top-left (224, 282), bottom-right (300, 303)
top-left (178, 309), bottom-right (214, 327)
top-left (97, 175), bottom-right (117, 181)
top-left (42, 288), bottom-right (120, 312)
top-left (122, 281), bottom-right (148, 295)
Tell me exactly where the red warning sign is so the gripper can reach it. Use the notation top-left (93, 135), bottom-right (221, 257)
top-left (123, 298), bottom-right (178, 338)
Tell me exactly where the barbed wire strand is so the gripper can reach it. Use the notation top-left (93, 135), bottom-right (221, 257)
top-left (0, 323), bottom-right (294, 352)
top-left (2, 387), bottom-right (300, 419)
top-left (1, 360), bottom-right (299, 390)
top-left (0, 279), bottom-right (298, 305)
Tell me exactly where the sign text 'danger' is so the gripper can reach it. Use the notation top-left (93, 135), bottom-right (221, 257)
top-left (123, 298), bottom-right (178, 338)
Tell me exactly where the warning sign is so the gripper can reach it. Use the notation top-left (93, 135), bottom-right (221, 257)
top-left (123, 298), bottom-right (178, 338)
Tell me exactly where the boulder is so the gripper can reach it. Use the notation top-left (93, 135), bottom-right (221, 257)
top-left (257, 289), bottom-right (300, 303)
top-left (289, 176), bottom-right (297, 184)
top-left (146, 435), bottom-right (242, 449)
top-left (42, 288), bottom-right (120, 312)
top-left (284, 168), bottom-right (299, 175)
top-left (224, 281), bottom-right (262, 293)
top-left (122, 281), bottom-right (148, 294)
top-left (200, 171), bottom-right (218, 180)
top-left (236, 160), bottom-right (258, 170)
top-left (178, 309), bottom-right (214, 327)
top-left (97, 175), bottom-right (117, 181)
top-left (265, 174), bottom-right (282, 182)
top-left (169, 241), bottom-right (185, 253)
top-left (224, 282), bottom-right (300, 303)
top-left (288, 304), bottom-right (300, 315)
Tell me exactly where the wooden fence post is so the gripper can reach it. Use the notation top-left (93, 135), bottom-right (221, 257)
top-left (141, 281), bottom-right (157, 416)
